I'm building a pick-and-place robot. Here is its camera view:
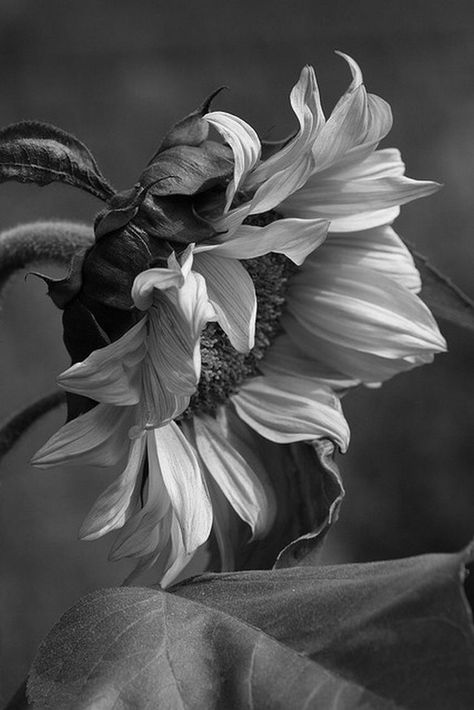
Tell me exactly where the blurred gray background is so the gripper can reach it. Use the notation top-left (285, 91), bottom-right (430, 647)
top-left (1, 0), bottom-right (473, 702)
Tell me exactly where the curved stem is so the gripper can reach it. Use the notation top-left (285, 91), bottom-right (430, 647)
top-left (0, 392), bottom-right (66, 464)
top-left (0, 220), bottom-right (94, 297)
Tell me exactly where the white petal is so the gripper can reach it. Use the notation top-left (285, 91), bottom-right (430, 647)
top-left (160, 517), bottom-right (193, 589)
top-left (193, 415), bottom-right (275, 537)
top-left (205, 217), bottom-right (329, 265)
top-left (246, 65), bottom-right (324, 192)
top-left (320, 225), bottom-right (421, 293)
top-left (205, 111), bottom-right (261, 208)
top-left (232, 374), bottom-right (350, 451)
top-left (280, 148), bottom-right (440, 221)
top-left (309, 53), bottom-right (392, 173)
top-left (31, 404), bottom-right (134, 468)
top-left (193, 252), bottom-right (256, 353)
top-left (260, 333), bottom-right (360, 391)
top-left (57, 318), bottom-right (147, 405)
top-left (153, 422), bottom-right (213, 554)
top-left (286, 262), bottom-right (446, 358)
top-left (327, 206), bottom-right (400, 232)
top-left (80, 434), bottom-right (147, 540)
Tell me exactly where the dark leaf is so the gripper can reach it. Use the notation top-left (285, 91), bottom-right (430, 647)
top-left (235, 438), bottom-right (344, 571)
top-left (29, 248), bottom-right (88, 308)
top-left (0, 122), bottom-right (114, 201)
top-left (175, 547), bottom-right (474, 710)
top-left (408, 244), bottom-right (474, 331)
top-left (28, 549), bottom-right (474, 709)
top-left (140, 141), bottom-right (233, 198)
top-left (28, 586), bottom-right (389, 710)
top-left (150, 87), bottom-right (226, 158)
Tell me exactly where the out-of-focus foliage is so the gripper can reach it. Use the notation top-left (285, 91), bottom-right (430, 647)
top-left (1, 0), bottom-right (474, 703)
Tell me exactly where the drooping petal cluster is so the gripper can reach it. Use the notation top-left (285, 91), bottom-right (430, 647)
top-left (32, 53), bottom-right (445, 585)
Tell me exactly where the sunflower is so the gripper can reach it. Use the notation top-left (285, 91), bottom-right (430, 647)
top-left (22, 53), bottom-right (445, 586)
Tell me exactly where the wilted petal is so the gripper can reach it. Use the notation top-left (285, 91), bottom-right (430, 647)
top-left (232, 374), bottom-right (350, 451)
top-left (309, 53), bottom-right (392, 173)
top-left (320, 225), bottom-right (422, 293)
top-left (193, 414), bottom-right (275, 537)
top-left (57, 317), bottom-right (147, 405)
top-left (80, 434), bottom-right (147, 540)
top-left (205, 111), bottom-right (261, 208)
top-left (193, 252), bottom-right (256, 352)
top-left (205, 217), bottom-right (329, 265)
top-left (153, 422), bottom-right (212, 554)
top-left (246, 65), bottom-right (324, 192)
top-left (32, 403), bottom-right (133, 468)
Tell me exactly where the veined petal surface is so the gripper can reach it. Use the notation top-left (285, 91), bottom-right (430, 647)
top-left (286, 261), bottom-right (446, 358)
top-left (32, 403), bottom-right (134, 468)
top-left (80, 434), bottom-right (147, 540)
top-left (193, 414), bottom-right (275, 537)
top-left (232, 374), bottom-right (350, 451)
top-left (203, 217), bottom-right (329, 265)
top-left (205, 111), bottom-right (261, 209)
top-left (153, 422), bottom-right (213, 554)
top-left (319, 225), bottom-right (422, 293)
top-left (193, 252), bottom-right (257, 352)
top-left (57, 317), bottom-right (147, 405)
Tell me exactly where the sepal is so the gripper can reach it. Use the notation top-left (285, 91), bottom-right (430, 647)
top-left (0, 121), bottom-right (114, 200)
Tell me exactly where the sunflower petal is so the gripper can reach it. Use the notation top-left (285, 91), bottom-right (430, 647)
top-left (193, 414), bottom-right (275, 537)
top-left (204, 217), bottom-right (329, 265)
top-left (79, 434), bottom-right (147, 540)
top-left (153, 422), bottom-right (212, 554)
top-left (31, 403), bottom-right (133, 468)
top-left (232, 374), bottom-right (350, 451)
top-left (57, 317), bottom-right (147, 405)
top-left (205, 111), bottom-right (261, 208)
top-left (193, 252), bottom-right (257, 352)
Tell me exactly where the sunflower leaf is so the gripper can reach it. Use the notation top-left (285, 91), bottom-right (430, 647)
top-left (0, 122), bottom-right (115, 201)
top-left (28, 548), bottom-right (474, 709)
top-left (409, 245), bottom-right (474, 331)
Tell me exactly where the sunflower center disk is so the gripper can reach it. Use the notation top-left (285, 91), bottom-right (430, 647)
top-left (182, 211), bottom-right (297, 417)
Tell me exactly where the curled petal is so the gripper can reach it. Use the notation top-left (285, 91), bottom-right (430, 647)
top-left (232, 374), bottom-right (350, 451)
top-left (31, 403), bottom-right (134, 468)
top-left (246, 65), bottom-right (324, 193)
top-left (310, 53), bottom-right (392, 173)
top-left (203, 217), bottom-right (329, 265)
top-left (193, 252), bottom-right (256, 353)
top-left (205, 111), bottom-right (261, 209)
top-left (57, 317), bottom-right (147, 405)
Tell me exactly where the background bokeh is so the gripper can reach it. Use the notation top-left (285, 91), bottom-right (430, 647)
top-left (1, 0), bottom-right (473, 702)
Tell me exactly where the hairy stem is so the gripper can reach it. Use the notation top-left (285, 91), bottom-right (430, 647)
top-left (0, 220), bottom-right (94, 298)
top-left (0, 392), bottom-right (65, 463)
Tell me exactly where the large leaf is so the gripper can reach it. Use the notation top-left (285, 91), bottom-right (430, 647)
top-left (408, 244), bottom-right (474, 331)
top-left (28, 548), bottom-right (474, 709)
top-left (0, 122), bottom-right (114, 201)
top-left (27, 587), bottom-right (389, 710)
